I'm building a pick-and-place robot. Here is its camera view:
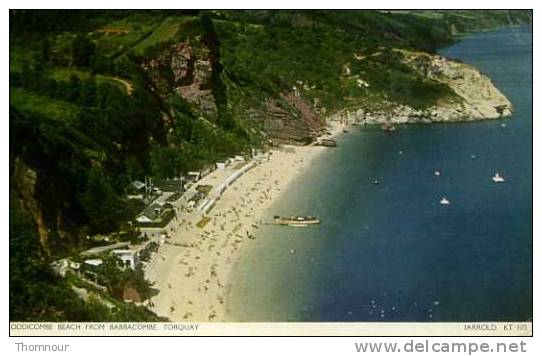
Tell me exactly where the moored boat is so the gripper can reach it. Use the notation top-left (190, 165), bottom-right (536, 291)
top-left (440, 197), bottom-right (450, 205)
top-left (381, 122), bottom-right (396, 131)
top-left (274, 215), bottom-right (321, 226)
top-left (319, 138), bottom-right (337, 147)
top-left (492, 172), bottom-right (505, 183)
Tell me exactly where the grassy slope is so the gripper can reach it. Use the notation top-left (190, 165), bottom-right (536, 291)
top-left (10, 87), bottom-right (79, 121)
top-left (132, 16), bottom-right (194, 55)
top-left (49, 68), bottom-right (131, 94)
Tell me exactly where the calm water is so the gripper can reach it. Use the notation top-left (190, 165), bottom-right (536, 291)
top-left (228, 26), bottom-right (532, 322)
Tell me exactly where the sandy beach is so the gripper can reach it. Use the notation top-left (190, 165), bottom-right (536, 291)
top-left (144, 120), bottom-right (345, 321)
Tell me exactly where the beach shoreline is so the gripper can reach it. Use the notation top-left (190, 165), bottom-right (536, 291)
top-left (144, 89), bottom-right (512, 322)
top-left (143, 59), bottom-right (514, 321)
top-left (144, 119), bottom-right (346, 322)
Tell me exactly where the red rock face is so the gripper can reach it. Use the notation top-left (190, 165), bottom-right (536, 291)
top-left (169, 42), bottom-right (193, 82)
top-left (251, 94), bottom-right (325, 145)
top-left (281, 93), bottom-right (325, 133)
top-left (142, 41), bottom-right (217, 116)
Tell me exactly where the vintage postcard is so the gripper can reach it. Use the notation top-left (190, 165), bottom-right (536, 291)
top-left (9, 8), bottom-right (532, 337)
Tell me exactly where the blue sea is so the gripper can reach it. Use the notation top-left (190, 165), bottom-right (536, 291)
top-left (227, 26), bottom-right (532, 322)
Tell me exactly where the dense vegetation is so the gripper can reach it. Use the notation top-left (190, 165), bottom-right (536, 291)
top-left (10, 195), bottom-right (163, 321)
top-left (9, 10), bottom-right (531, 321)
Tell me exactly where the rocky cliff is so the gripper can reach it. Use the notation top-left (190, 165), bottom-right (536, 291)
top-left (143, 40), bottom-right (326, 144)
top-left (358, 50), bottom-right (513, 125)
top-left (12, 158), bottom-right (50, 254)
top-left (142, 42), bottom-right (218, 117)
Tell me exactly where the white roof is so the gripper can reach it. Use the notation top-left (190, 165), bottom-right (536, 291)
top-left (136, 215), bottom-right (153, 223)
top-left (131, 180), bottom-right (145, 190)
top-left (84, 259), bottom-right (103, 267)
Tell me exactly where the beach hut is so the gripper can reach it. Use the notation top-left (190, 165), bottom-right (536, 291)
top-left (187, 171), bottom-right (201, 182)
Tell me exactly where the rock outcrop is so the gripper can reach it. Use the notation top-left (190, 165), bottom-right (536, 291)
top-left (345, 50), bottom-right (513, 125)
top-left (142, 42), bottom-right (218, 116)
top-left (397, 49), bottom-right (512, 122)
top-left (247, 93), bottom-right (325, 144)
top-left (12, 158), bottom-right (50, 254)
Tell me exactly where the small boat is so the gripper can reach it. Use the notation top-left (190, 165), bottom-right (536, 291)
top-left (274, 215), bottom-right (320, 226)
top-left (381, 123), bottom-right (396, 131)
top-left (434, 170), bottom-right (441, 176)
top-left (343, 128), bottom-right (349, 133)
top-left (372, 179), bottom-right (379, 185)
top-left (501, 123), bottom-right (507, 128)
top-left (492, 173), bottom-right (505, 183)
top-left (440, 197), bottom-right (450, 205)
top-left (319, 138), bottom-right (337, 147)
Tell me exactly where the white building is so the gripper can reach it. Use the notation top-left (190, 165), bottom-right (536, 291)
top-left (112, 250), bottom-right (139, 270)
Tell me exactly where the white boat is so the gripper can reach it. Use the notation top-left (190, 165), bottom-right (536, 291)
top-left (492, 173), bottom-right (505, 183)
top-left (440, 197), bottom-right (450, 205)
top-left (275, 215), bottom-right (320, 226)
top-left (372, 179), bottom-right (379, 185)
top-left (434, 170), bottom-right (441, 176)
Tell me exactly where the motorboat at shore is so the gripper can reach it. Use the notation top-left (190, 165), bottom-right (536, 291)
top-left (381, 122), bottom-right (396, 131)
top-left (318, 138), bottom-right (337, 147)
top-left (274, 215), bottom-right (321, 226)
